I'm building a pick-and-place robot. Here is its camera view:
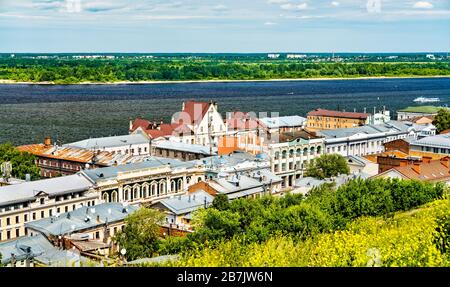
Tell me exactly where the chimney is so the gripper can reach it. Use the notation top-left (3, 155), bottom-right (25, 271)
top-left (440, 157), bottom-right (449, 168)
top-left (422, 156), bottom-right (432, 164)
top-left (96, 215), bottom-right (101, 223)
top-left (412, 162), bottom-right (421, 174)
top-left (44, 136), bottom-right (51, 146)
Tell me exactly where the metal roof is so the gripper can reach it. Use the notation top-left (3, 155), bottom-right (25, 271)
top-left (64, 133), bottom-right (149, 149)
top-left (259, 115), bottom-right (306, 129)
top-left (25, 202), bottom-right (139, 236)
top-left (411, 133), bottom-right (450, 149)
top-left (156, 190), bottom-right (214, 215)
top-left (0, 174), bottom-right (93, 207)
top-left (317, 121), bottom-right (413, 139)
top-left (154, 140), bottom-right (217, 155)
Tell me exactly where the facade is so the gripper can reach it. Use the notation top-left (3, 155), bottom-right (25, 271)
top-left (410, 133), bottom-right (450, 156)
top-left (81, 157), bottom-right (206, 206)
top-left (346, 155), bottom-right (379, 176)
top-left (307, 109), bottom-right (369, 131)
top-left (259, 115), bottom-right (307, 135)
top-left (64, 132), bottom-right (151, 156)
top-left (397, 106), bottom-right (445, 121)
top-left (267, 130), bottom-right (325, 189)
top-left (317, 121), bottom-right (423, 158)
top-left (0, 174), bottom-right (97, 242)
top-left (151, 140), bottom-right (217, 161)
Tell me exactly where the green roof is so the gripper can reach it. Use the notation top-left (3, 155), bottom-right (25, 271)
top-left (398, 106), bottom-right (448, 114)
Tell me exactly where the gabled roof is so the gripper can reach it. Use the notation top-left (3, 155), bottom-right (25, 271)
top-left (383, 157), bottom-right (450, 183)
top-left (176, 101), bottom-right (212, 125)
top-left (307, 109), bottom-right (369, 119)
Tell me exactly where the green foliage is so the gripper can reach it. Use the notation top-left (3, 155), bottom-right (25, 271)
top-left (211, 193), bottom-right (230, 211)
top-left (0, 253), bottom-right (3, 267)
top-left (305, 154), bottom-right (350, 179)
top-left (433, 108), bottom-right (450, 133)
top-left (0, 143), bottom-right (40, 180)
top-left (1, 58), bottom-right (450, 83)
top-left (113, 207), bottom-right (165, 261)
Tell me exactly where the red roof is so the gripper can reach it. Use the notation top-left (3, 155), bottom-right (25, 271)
top-left (175, 101), bottom-right (211, 125)
top-left (130, 118), bottom-right (155, 132)
top-left (390, 157), bottom-right (450, 183)
top-left (226, 111), bottom-right (263, 131)
top-left (307, 109), bottom-right (369, 119)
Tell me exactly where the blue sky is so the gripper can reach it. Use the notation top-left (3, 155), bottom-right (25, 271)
top-left (0, 0), bottom-right (449, 53)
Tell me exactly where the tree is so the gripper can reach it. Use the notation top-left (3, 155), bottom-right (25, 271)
top-left (433, 108), bottom-right (450, 133)
top-left (305, 154), bottom-right (350, 179)
top-left (113, 207), bottom-right (165, 261)
top-left (212, 193), bottom-right (229, 211)
top-left (0, 143), bottom-right (40, 180)
top-left (0, 253), bottom-right (4, 267)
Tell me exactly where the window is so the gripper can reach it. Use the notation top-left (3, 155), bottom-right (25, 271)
top-left (65, 206), bottom-right (68, 212)
top-left (6, 217), bottom-right (10, 226)
top-left (6, 230), bottom-right (10, 240)
top-left (40, 198), bottom-right (45, 205)
top-left (73, 204), bottom-right (76, 211)
top-left (49, 209), bottom-right (52, 217)
top-left (57, 207), bottom-right (60, 213)
top-left (95, 231), bottom-right (100, 239)
top-left (15, 216), bottom-right (19, 224)
top-left (32, 213), bottom-right (36, 220)
top-left (16, 229), bottom-right (20, 238)
top-left (41, 211), bottom-right (45, 218)
top-left (24, 214), bottom-right (28, 222)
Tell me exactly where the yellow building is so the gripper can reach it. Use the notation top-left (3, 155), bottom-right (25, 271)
top-left (307, 109), bottom-right (369, 131)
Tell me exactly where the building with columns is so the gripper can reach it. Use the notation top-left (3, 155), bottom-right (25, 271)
top-left (267, 130), bottom-right (325, 189)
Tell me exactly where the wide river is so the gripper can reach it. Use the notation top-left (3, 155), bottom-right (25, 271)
top-left (1, 78), bottom-right (449, 146)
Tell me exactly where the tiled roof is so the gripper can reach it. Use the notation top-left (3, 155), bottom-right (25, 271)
top-left (177, 101), bottom-right (211, 125)
top-left (391, 157), bottom-right (450, 182)
top-left (307, 109), bottom-right (369, 119)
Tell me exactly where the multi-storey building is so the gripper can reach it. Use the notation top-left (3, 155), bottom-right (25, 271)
top-left (267, 130), bottom-right (325, 189)
top-left (0, 174), bottom-right (97, 242)
top-left (318, 121), bottom-right (424, 158)
top-left (307, 109), bottom-right (369, 131)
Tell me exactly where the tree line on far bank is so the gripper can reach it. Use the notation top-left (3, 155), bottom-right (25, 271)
top-left (1, 58), bottom-right (450, 83)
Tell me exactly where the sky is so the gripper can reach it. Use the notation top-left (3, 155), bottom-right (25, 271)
top-left (0, 0), bottom-right (449, 53)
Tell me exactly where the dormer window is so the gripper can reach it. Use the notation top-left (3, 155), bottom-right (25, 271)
top-left (40, 198), bottom-right (45, 205)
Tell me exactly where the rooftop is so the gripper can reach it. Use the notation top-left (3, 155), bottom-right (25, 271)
top-left (307, 109), bottom-right (369, 119)
top-left (153, 140), bottom-right (217, 155)
top-left (25, 202), bottom-right (139, 237)
top-left (277, 130), bottom-right (321, 142)
top-left (64, 133), bottom-right (149, 150)
top-left (0, 174), bottom-right (93, 207)
top-left (387, 157), bottom-right (450, 183)
top-left (411, 133), bottom-right (450, 149)
top-left (259, 115), bottom-right (307, 129)
top-left (154, 190), bottom-right (214, 215)
top-left (317, 121), bottom-right (415, 139)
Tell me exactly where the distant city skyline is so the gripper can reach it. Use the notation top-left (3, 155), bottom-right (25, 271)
top-left (0, 0), bottom-right (449, 53)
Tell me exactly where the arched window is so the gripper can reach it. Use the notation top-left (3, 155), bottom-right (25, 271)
top-left (186, 177), bottom-right (191, 184)
top-left (159, 180), bottom-right (166, 195)
top-left (171, 180), bottom-right (176, 193)
top-left (151, 182), bottom-right (157, 197)
top-left (177, 179), bottom-right (183, 191)
top-left (316, 146), bottom-right (322, 155)
top-left (124, 187), bottom-right (131, 201)
top-left (274, 151), bottom-right (280, 160)
top-left (102, 193), bottom-right (109, 203)
top-left (303, 148), bottom-right (308, 156)
top-left (296, 148), bottom-right (301, 156)
top-left (310, 146), bottom-right (315, 156)
top-left (282, 150), bottom-right (287, 159)
top-left (133, 185), bottom-right (140, 200)
top-left (289, 149), bottom-right (294, 158)
top-left (111, 191), bottom-right (118, 203)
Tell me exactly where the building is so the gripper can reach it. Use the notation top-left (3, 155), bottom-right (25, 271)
top-left (188, 169), bottom-right (283, 200)
top-left (266, 130), bottom-right (325, 189)
top-left (0, 234), bottom-right (88, 267)
top-left (397, 106), bottom-right (445, 121)
top-left (293, 172), bottom-right (371, 195)
top-left (130, 118), bottom-right (194, 143)
top-left (410, 133), bottom-right (450, 156)
top-left (0, 174), bottom-right (96, 242)
top-left (26, 202), bottom-right (139, 257)
top-left (259, 115), bottom-right (307, 136)
top-left (346, 155), bottom-right (379, 176)
top-left (306, 109), bottom-right (370, 131)
top-left (17, 140), bottom-right (153, 178)
top-left (223, 111), bottom-right (265, 155)
top-left (151, 140), bottom-right (217, 161)
top-left (81, 157), bottom-right (205, 206)
top-left (268, 53), bottom-right (280, 59)
top-left (152, 190), bottom-right (214, 230)
top-left (373, 156), bottom-right (450, 185)
top-left (317, 121), bottom-right (424, 158)
top-left (64, 132), bottom-right (151, 156)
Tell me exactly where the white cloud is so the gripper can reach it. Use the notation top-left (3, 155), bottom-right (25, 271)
top-left (413, 1), bottom-right (434, 9)
top-left (267, 0), bottom-right (290, 4)
top-left (212, 4), bottom-right (228, 12)
top-left (331, 1), bottom-right (340, 7)
top-left (280, 3), bottom-right (308, 11)
top-left (264, 21), bottom-right (278, 25)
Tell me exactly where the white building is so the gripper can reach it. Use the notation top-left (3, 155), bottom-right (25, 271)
top-left (318, 121), bottom-right (423, 157)
top-left (64, 132), bottom-right (151, 156)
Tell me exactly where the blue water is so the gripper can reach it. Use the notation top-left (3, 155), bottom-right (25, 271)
top-left (1, 78), bottom-right (449, 146)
